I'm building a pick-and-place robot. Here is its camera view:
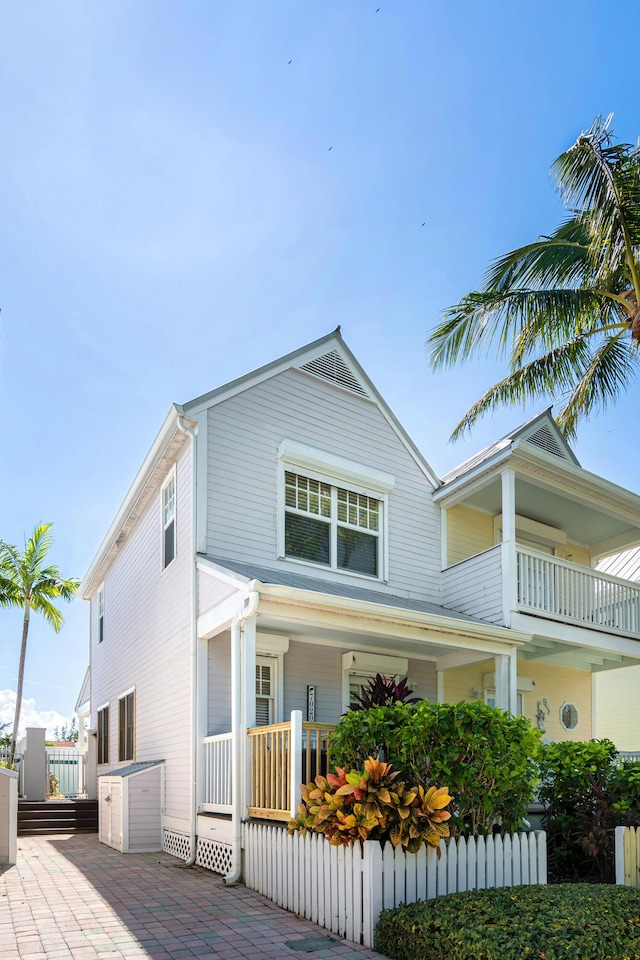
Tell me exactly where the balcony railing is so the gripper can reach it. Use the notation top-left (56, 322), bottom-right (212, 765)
top-left (247, 717), bottom-right (337, 822)
top-left (517, 547), bottom-right (640, 635)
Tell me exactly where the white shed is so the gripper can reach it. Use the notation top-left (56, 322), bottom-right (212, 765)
top-left (98, 760), bottom-right (164, 853)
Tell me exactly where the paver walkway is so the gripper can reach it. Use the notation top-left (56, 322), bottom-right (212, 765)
top-left (0, 835), bottom-right (388, 960)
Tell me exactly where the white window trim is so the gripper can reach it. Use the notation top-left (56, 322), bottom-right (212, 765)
top-left (117, 688), bottom-right (136, 762)
top-left (277, 443), bottom-right (392, 582)
top-left (341, 652), bottom-right (408, 712)
top-left (161, 466), bottom-right (177, 571)
top-left (256, 633), bottom-right (288, 724)
top-left (96, 703), bottom-right (110, 766)
top-left (559, 700), bottom-right (579, 731)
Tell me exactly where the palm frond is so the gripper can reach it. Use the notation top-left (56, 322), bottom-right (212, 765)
top-left (449, 338), bottom-right (594, 440)
top-left (553, 116), bottom-right (640, 284)
top-left (555, 335), bottom-right (640, 437)
top-left (429, 288), bottom-right (619, 369)
top-left (30, 594), bottom-right (65, 632)
top-left (24, 524), bottom-right (54, 579)
top-left (484, 219), bottom-right (591, 291)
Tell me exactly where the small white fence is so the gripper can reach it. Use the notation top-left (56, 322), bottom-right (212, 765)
top-left (203, 733), bottom-right (232, 813)
top-left (244, 824), bottom-right (547, 947)
top-left (616, 826), bottom-right (640, 888)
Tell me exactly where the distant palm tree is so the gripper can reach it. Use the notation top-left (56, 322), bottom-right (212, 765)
top-left (428, 116), bottom-right (640, 439)
top-left (0, 524), bottom-right (79, 761)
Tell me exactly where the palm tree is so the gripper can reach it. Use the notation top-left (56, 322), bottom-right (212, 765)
top-left (428, 116), bottom-right (640, 440)
top-left (0, 524), bottom-right (79, 761)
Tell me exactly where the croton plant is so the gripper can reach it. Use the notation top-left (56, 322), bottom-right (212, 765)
top-left (288, 756), bottom-right (452, 855)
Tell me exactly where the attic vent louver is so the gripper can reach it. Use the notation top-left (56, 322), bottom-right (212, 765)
top-left (526, 425), bottom-right (567, 459)
top-left (299, 351), bottom-right (369, 398)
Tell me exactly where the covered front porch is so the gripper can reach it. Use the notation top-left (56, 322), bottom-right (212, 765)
top-left (195, 557), bottom-right (528, 826)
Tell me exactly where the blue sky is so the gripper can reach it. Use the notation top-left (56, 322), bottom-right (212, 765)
top-left (2, 0), bottom-right (640, 731)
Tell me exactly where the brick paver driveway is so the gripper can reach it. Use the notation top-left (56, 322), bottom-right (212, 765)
top-left (0, 836), bottom-right (388, 960)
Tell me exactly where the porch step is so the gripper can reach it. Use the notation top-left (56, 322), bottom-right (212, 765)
top-left (18, 799), bottom-right (98, 835)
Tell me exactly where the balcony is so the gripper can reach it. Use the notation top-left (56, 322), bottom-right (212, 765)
top-left (202, 717), bottom-right (337, 821)
top-left (442, 544), bottom-right (640, 641)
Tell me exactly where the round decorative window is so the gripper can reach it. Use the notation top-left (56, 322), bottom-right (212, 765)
top-left (560, 701), bottom-right (579, 731)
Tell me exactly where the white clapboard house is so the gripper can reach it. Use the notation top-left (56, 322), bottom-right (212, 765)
top-left (81, 330), bottom-right (640, 877)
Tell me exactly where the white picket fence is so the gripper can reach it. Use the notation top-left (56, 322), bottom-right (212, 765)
top-left (243, 824), bottom-right (547, 947)
top-left (616, 826), bottom-right (640, 888)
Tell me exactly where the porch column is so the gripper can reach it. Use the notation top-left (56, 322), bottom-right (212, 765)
top-left (440, 507), bottom-right (448, 570)
top-left (501, 469), bottom-right (517, 627)
top-left (494, 649), bottom-right (518, 714)
top-left (241, 614), bottom-right (257, 814)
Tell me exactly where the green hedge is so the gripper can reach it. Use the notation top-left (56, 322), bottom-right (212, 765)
top-left (330, 701), bottom-right (540, 836)
top-left (375, 884), bottom-right (640, 960)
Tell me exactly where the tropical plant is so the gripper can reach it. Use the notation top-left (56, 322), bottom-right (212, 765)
top-left (330, 700), bottom-right (540, 836)
top-left (351, 673), bottom-right (421, 710)
top-left (537, 739), bottom-right (640, 882)
top-left (427, 115), bottom-right (640, 440)
top-left (0, 524), bottom-right (79, 761)
top-left (288, 756), bottom-right (452, 854)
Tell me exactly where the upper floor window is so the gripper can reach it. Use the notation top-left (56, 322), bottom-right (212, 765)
top-left (97, 586), bottom-right (104, 644)
top-left (97, 704), bottom-right (109, 765)
top-left (284, 471), bottom-right (381, 577)
top-left (118, 690), bottom-right (135, 762)
top-left (162, 471), bottom-right (176, 568)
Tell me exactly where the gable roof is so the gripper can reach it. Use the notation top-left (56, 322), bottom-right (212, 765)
top-left (82, 331), bottom-right (441, 596)
top-left (179, 329), bottom-right (441, 488)
top-left (441, 409), bottom-right (579, 485)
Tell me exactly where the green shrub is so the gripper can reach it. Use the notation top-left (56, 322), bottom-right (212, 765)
top-left (288, 757), bottom-right (452, 853)
top-left (330, 700), bottom-right (540, 836)
top-left (537, 740), bottom-right (640, 882)
top-left (375, 883), bottom-right (640, 960)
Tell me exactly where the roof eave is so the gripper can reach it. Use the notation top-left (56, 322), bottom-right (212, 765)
top-left (81, 405), bottom-right (185, 597)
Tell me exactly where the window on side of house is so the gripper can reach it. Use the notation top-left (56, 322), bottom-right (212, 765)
top-left (97, 705), bottom-right (109, 765)
top-left (162, 472), bottom-right (176, 568)
top-left (97, 586), bottom-right (104, 644)
top-left (118, 691), bottom-right (135, 762)
top-left (284, 471), bottom-right (381, 577)
top-left (255, 658), bottom-right (276, 726)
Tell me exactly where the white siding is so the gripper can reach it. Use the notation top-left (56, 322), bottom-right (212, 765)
top-left (206, 368), bottom-right (441, 603)
top-left (442, 546), bottom-right (504, 625)
top-left (207, 630), bottom-right (232, 734)
top-left (198, 569), bottom-right (238, 615)
top-left (128, 767), bottom-right (163, 852)
top-left (90, 439), bottom-right (193, 823)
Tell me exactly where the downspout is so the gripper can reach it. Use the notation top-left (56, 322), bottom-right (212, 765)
top-left (176, 415), bottom-right (199, 866)
top-left (224, 589), bottom-right (259, 885)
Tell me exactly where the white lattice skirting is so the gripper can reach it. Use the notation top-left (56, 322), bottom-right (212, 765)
top-left (163, 830), bottom-right (191, 861)
top-left (196, 837), bottom-right (233, 875)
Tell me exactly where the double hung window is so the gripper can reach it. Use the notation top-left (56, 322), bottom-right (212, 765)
top-left (284, 471), bottom-right (381, 577)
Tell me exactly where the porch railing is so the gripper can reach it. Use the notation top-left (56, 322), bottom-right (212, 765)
top-left (202, 733), bottom-right (233, 813)
top-left (517, 547), bottom-right (640, 636)
top-left (247, 716), bottom-right (337, 822)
